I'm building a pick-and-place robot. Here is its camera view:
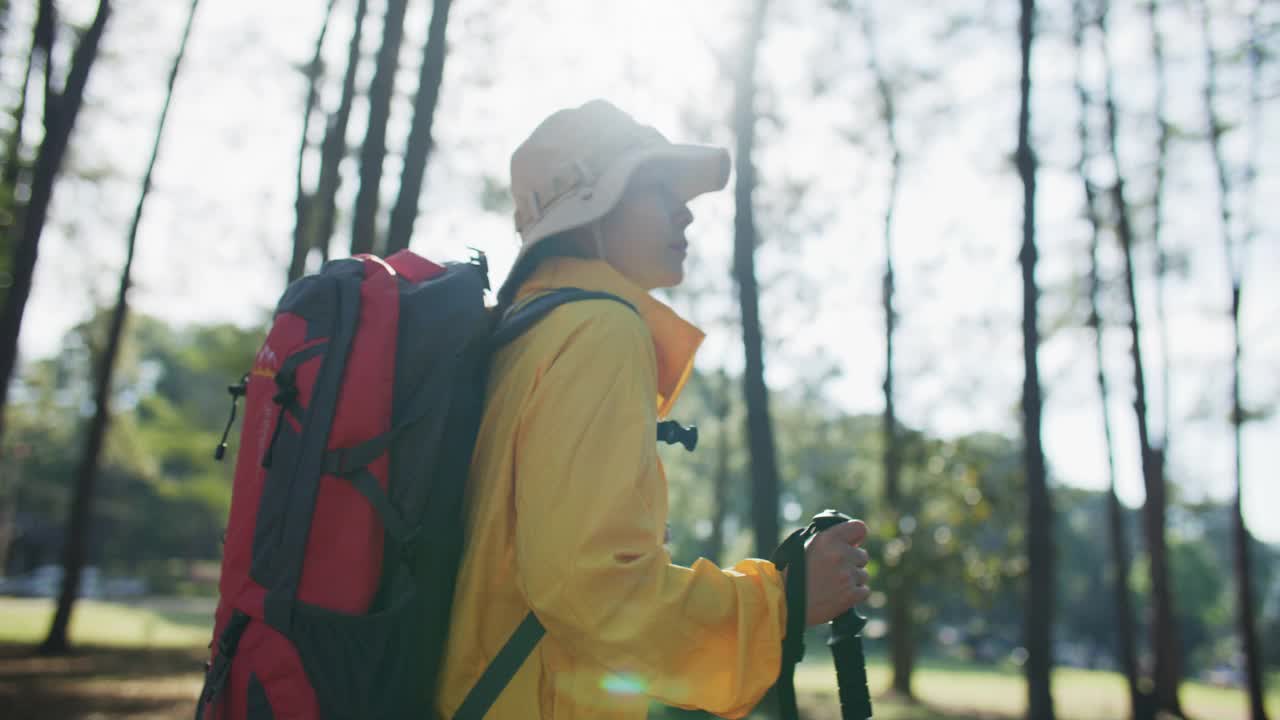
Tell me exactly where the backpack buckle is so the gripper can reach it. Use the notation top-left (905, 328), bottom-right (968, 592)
top-left (467, 247), bottom-right (490, 290)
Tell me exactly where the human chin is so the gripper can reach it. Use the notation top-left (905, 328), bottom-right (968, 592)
top-left (653, 254), bottom-right (685, 288)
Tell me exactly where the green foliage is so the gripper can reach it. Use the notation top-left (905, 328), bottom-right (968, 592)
top-left (2, 311), bottom-right (263, 584)
top-left (2, 320), bottom-right (1275, 676)
top-left (659, 367), bottom-right (1279, 677)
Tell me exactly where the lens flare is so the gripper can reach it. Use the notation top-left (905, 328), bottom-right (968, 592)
top-left (599, 673), bottom-right (648, 696)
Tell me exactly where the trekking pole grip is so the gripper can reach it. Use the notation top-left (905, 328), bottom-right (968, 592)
top-left (811, 510), bottom-right (874, 720)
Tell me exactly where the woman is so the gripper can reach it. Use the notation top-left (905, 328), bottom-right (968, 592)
top-left (436, 100), bottom-right (871, 719)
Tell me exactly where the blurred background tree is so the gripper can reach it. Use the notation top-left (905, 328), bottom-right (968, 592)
top-left (0, 0), bottom-right (1276, 717)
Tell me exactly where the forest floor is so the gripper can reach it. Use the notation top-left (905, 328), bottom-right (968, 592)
top-left (0, 597), bottom-right (1275, 719)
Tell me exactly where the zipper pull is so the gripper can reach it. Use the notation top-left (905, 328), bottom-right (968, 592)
top-left (261, 371), bottom-right (298, 469)
top-left (214, 374), bottom-right (249, 461)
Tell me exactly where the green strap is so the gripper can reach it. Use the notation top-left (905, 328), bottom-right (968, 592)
top-left (453, 612), bottom-right (546, 720)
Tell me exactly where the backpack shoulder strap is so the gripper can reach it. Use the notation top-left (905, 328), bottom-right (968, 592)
top-left (452, 612), bottom-right (545, 720)
top-left (490, 288), bottom-right (637, 350)
top-left (452, 288), bottom-right (635, 718)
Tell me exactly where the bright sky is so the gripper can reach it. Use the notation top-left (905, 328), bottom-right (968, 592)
top-left (8, 0), bottom-right (1279, 541)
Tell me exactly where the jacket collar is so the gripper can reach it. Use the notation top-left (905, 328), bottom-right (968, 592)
top-left (516, 257), bottom-right (704, 418)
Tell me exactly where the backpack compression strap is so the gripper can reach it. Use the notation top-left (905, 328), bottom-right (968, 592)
top-left (453, 288), bottom-right (636, 720)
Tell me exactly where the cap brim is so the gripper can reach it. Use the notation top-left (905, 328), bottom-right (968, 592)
top-left (517, 143), bottom-right (730, 251)
top-left (646, 144), bottom-right (732, 203)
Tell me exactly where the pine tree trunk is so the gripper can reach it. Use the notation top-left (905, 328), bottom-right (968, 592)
top-left (0, 0), bottom-right (46, 192)
top-left (42, 0), bottom-right (194, 654)
top-left (1097, 4), bottom-right (1184, 713)
top-left (288, 0), bottom-right (338, 284)
top-left (1229, 285), bottom-right (1268, 720)
top-left (1201, 3), bottom-right (1269, 715)
top-left (386, 0), bottom-right (453, 255)
top-left (1147, 0), bottom-right (1173, 447)
top-left (1085, 132), bottom-right (1146, 720)
top-left (731, 0), bottom-right (781, 559)
top-left (859, 5), bottom-right (915, 697)
top-left (1071, 7), bottom-right (1146, 716)
top-left (1017, 1), bottom-right (1055, 717)
top-left (0, 0), bottom-right (43, 306)
top-left (350, 0), bottom-right (409, 256)
top-left (0, 0), bottom-right (110, 447)
top-left (313, 0), bottom-right (369, 263)
top-left (0, 468), bottom-right (16, 577)
top-left (705, 370), bottom-right (731, 565)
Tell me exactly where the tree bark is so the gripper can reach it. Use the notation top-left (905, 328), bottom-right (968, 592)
top-left (41, 0), bottom-right (194, 654)
top-left (312, 0), bottom-right (369, 264)
top-left (350, 0), bottom-right (409, 256)
top-left (0, 0), bottom-right (49, 192)
top-left (287, 0), bottom-right (338, 285)
top-left (731, 0), bottom-right (781, 559)
top-left (385, 0), bottom-right (453, 255)
top-left (705, 370), bottom-right (731, 565)
top-left (1072, 6), bottom-right (1146, 717)
top-left (1200, 3), bottom-right (1269, 716)
top-left (35, 0), bottom-right (56, 127)
top-left (0, 0), bottom-right (44, 302)
top-left (1097, 4), bottom-right (1183, 714)
top-left (858, 3), bottom-right (914, 698)
top-left (0, 0), bottom-right (110, 447)
top-left (1016, 1), bottom-right (1055, 718)
top-left (1146, 0), bottom-right (1173, 447)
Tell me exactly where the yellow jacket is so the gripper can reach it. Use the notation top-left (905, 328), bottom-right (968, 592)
top-left (435, 258), bottom-right (787, 719)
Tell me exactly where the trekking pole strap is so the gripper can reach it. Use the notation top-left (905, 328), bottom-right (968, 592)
top-left (771, 510), bottom-right (874, 720)
top-left (772, 525), bottom-right (812, 720)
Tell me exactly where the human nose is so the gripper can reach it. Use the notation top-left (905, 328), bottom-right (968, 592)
top-left (673, 204), bottom-right (693, 230)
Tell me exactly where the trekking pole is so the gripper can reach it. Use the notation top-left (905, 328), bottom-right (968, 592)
top-left (773, 510), bottom-right (873, 720)
top-left (812, 510), bottom-right (874, 720)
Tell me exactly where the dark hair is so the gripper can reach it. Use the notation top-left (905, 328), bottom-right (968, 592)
top-left (492, 230), bottom-right (594, 321)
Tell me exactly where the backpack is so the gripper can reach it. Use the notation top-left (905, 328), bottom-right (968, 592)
top-left (195, 250), bottom-right (638, 720)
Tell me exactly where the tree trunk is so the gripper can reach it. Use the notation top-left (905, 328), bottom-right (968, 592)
top-left (41, 0), bottom-right (193, 655)
top-left (1240, 13), bottom-right (1269, 719)
top-left (1201, 3), bottom-right (1269, 716)
top-left (1228, 287), bottom-right (1267, 720)
top-left (731, 0), bottom-right (780, 559)
top-left (1072, 6), bottom-right (1145, 716)
top-left (313, 0), bottom-right (369, 264)
top-left (350, 0), bottom-right (409, 256)
top-left (0, 0), bottom-right (110, 446)
top-left (1, 0), bottom-right (48, 192)
top-left (0, 464), bottom-right (17, 576)
top-left (287, 0), bottom-right (338, 285)
top-left (385, 0), bottom-right (453, 255)
top-left (1146, 0), bottom-right (1173, 447)
top-left (1097, 4), bottom-right (1183, 714)
top-left (1016, 1), bottom-right (1055, 718)
top-left (0, 0), bottom-right (44, 304)
top-left (858, 5), bottom-right (915, 698)
top-left (705, 370), bottom-right (731, 565)
top-left (42, 0), bottom-right (193, 654)
top-left (35, 0), bottom-right (56, 125)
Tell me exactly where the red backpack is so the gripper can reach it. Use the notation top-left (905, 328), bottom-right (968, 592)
top-left (195, 251), bottom-right (637, 720)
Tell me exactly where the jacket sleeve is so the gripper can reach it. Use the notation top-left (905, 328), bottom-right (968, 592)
top-left (512, 307), bottom-right (786, 718)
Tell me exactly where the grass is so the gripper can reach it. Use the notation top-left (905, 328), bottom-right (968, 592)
top-left (791, 658), bottom-right (1280, 720)
top-left (0, 597), bottom-right (1276, 719)
top-left (0, 597), bottom-right (213, 648)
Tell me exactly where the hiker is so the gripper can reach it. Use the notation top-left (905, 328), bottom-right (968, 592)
top-left (435, 99), bottom-right (873, 719)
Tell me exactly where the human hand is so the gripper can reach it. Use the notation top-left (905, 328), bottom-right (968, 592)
top-left (800, 519), bottom-right (871, 626)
